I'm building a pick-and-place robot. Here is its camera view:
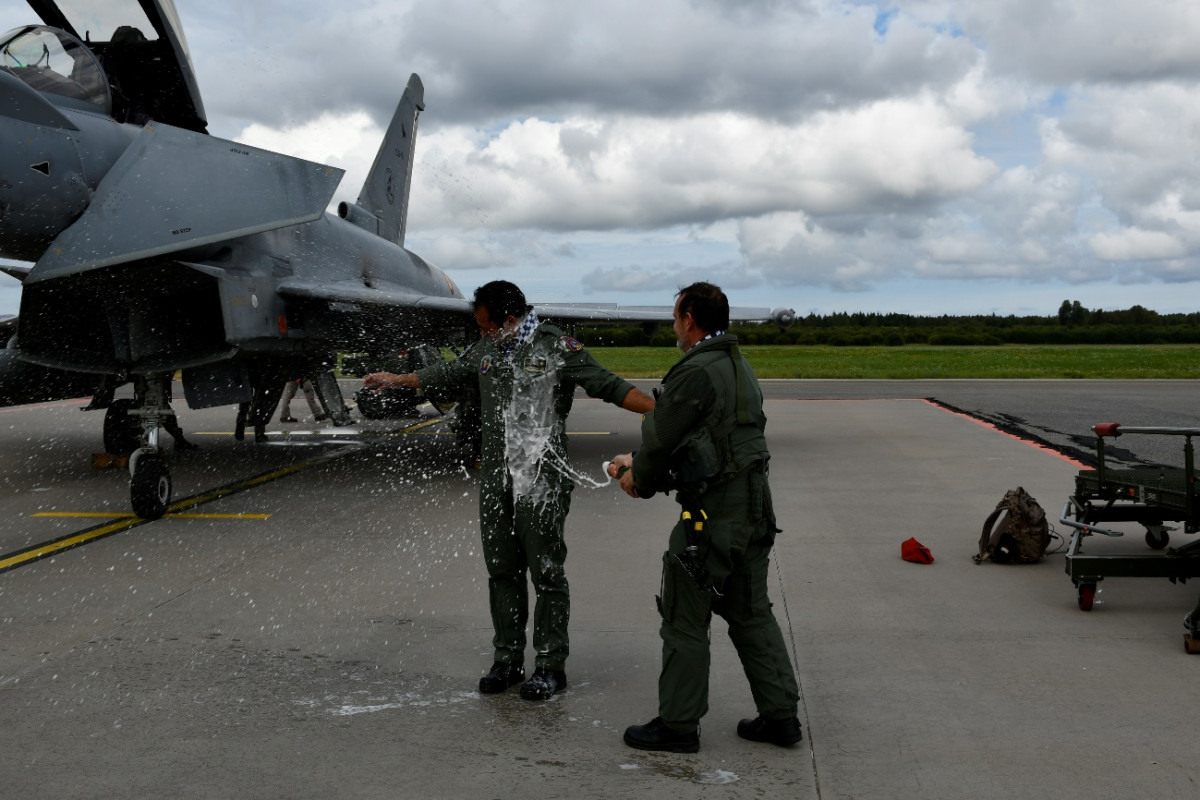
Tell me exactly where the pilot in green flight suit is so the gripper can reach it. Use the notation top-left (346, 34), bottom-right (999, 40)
top-left (607, 281), bottom-right (801, 753)
top-left (365, 281), bottom-right (654, 701)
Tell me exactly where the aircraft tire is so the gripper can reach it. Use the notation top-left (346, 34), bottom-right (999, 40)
top-left (103, 399), bottom-right (142, 454)
top-left (130, 455), bottom-right (171, 520)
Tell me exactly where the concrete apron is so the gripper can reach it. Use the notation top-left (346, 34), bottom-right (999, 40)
top-left (1, 398), bottom-right (1196, 799)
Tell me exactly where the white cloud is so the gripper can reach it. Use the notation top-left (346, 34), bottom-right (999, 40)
top-left (1090, 229), bottom-right (1188, 262)
top-left (236, 111), bottom-right (383, 207)
top-left (405, 89), bottom-right (997, 233)
top-left (944, 0), bottom-right (1200, 85)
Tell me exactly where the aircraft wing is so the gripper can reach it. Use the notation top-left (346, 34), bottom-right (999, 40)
top-left (274, 289), bottom-right (785, 326)
top-left (532, 303), bottom-right (670, 324)
top-left (274, 287), bottom-right (790, 330)
top-left (277, 279), bottom-right (473, 316)
top-left (532, 303), bottom-right (792, 326)
top-left (29, 122), bottom-right (343, 283)
top-left (0, 263), bottom-right (32, 283)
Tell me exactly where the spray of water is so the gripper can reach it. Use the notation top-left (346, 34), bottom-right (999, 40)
top-left (502, 349), bottom-right (612, 498)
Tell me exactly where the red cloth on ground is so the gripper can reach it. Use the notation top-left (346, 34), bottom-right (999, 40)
top-left (901, 537), bottom-right (934, 564)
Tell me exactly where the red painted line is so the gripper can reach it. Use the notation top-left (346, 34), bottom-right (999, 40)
top-left (919, 398), bottom-right (1088, 468)
top-left (762, 397), bottom-right (1088, 467)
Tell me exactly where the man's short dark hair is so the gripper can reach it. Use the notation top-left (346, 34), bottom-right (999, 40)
top-left (473, 280), bottom-right (529, 323)
top-left (676, 282), bottom-right (729, 334)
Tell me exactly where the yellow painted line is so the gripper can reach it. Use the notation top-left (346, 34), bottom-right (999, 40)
top-left (32, 512), bottom-right (271, 520)
top-left (192, 419), bottom-right (445, 437)
top-left (362, 419), bottom-right (446, 436)
top-left (403, 429), bottom-right (614, 434)
top-left (1, 417), bottom-right (444, 574)
top-left (0, 518), bottom-right (139, 572)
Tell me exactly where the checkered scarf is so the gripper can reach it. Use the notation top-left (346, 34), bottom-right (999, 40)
top-left (501, 310), bottom-right (540, 360)
top-left (687, 330), bottom-right (726, 351)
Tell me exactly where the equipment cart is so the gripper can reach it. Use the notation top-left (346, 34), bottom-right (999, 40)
top-left (1060, 423), bottom-right (1200, 653)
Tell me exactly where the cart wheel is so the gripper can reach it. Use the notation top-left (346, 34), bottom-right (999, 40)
top-left (1145, 528), bottom-right (1170, 550)
top-left (1185, 635), bottom-right (1200, 655)
top-left (1077, 583), bottom-right (1097, 611)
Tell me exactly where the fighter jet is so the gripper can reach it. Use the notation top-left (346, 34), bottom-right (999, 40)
top-left (0, 0), bottom-right (794, 520)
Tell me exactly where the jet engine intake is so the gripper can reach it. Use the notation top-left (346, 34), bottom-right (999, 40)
top-left (770, 307), bottom-right (796, 331)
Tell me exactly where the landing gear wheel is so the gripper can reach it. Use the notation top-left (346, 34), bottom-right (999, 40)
top-left (1077, 582), bottom-right (1097, 611)
top-left (103, 399), bottom-right (142, 454)
top-left (1145, 528), bottom-right (1170, 550)
top-left (130, 455), bottom-right (171, 519)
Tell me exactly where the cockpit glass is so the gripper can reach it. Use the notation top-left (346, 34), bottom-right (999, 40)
top-left (0, 27), bottom-right (109, 109)
top-left (50, 0), bottom-right (159, 44)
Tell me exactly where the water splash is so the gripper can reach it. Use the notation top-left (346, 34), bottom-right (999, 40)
top-left (503, 352), bottom-right (562, 504)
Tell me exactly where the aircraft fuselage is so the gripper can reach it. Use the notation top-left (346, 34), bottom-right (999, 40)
top-left (2, 24), bottom-right (466, 407)
top-left (0, 69), bottom-right (141, 260)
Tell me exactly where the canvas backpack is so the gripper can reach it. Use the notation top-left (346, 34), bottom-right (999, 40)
top-left (974, 487), bottom-right (1050, 564)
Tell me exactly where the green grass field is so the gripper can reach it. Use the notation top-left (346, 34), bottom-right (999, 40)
top-left (588, 344), bottom-right (1200, 380)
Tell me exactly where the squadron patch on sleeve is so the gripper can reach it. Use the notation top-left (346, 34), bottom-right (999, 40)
top-left (559, 335), bottom-right (584, 353)
top-left (479, 354), bottom-right (494, 374)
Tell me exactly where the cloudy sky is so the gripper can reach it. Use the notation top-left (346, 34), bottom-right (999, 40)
top-left (3, 0), bottom-right (1200, 318)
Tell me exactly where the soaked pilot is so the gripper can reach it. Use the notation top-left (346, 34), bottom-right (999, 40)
top-left (365, 280), bottom-right (654, 700)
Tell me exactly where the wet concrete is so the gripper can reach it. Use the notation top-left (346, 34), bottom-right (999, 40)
top-left (2, 381), bottom-right (1198, 798)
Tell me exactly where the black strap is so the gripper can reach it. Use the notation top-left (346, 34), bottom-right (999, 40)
top-left (728, 344), bottom-right (752, 426)
top-left (975, 506), bottom-right (1011, 564)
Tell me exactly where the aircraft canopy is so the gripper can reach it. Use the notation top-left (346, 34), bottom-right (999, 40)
top-left (0, 25), bottom-right (110, 112)
top-left (24, 0), bottom-right (206, 131)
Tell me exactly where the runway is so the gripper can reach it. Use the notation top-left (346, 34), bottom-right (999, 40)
top-left (2, 380), bottom-right (1198, 799)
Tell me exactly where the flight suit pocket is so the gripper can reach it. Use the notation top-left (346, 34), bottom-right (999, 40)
top-left (749, 467), bottom-right (780, 536)
top-left (656, 551), bottom-right (674, 623)
top-left (749, 469), bottom-right (765, 523)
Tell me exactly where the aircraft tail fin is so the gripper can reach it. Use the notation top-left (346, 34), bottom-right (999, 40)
top-left (347, 74), bottom-right (425, 246)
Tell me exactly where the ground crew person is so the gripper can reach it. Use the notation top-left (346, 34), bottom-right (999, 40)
top-left (364, 281), bottom-right (654, 701)
top-left (279, 377), bottom-right (324, 422)
top-left (606, 281), bottom-right (801, 753)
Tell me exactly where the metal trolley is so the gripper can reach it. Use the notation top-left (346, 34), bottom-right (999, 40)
top-left (1059, 423), bottom-right (1200, 653)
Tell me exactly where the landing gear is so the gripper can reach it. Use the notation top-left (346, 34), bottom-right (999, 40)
top-left (312, 370), bottom-right (353, 426)
top-left (130, 451), bottom-right (171, 519)
top-left (103, 398), bottom-right (142, 454)
top-left (115, 375), bottom-right (177, 520)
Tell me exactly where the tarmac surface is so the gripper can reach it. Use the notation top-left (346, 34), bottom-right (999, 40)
top-left (2, 379), bottom-right (1200, 799)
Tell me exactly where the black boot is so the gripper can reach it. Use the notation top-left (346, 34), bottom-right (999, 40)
top-left (736, 715), bottom-right (803, 746)
top-left (478, 662), bottom-right (525, 694)
top-left (623, 717), bottom-right (700, 753)
top-left (519, 668), bottom-right (566, 700)
top-left (234, 403), bottom-right (248, 441)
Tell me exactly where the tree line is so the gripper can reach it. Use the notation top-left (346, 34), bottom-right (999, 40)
top-left (574, 301), bottom-right (1200, 347)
